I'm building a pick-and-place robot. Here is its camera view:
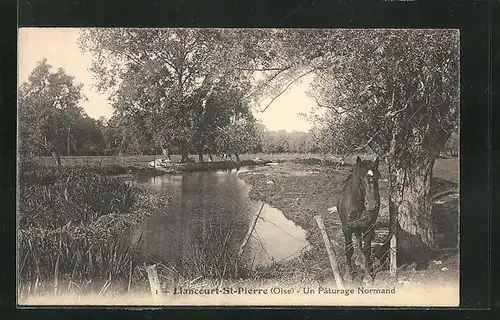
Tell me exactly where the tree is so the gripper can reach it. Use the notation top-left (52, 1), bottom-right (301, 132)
top-left (107, 110), bottom-right (155, 155)
top-left (255, 29), bottom-right (459, 262)
top-left (79, 28), bottom-right (262, 161)
top-left (215, 117), bottom-right (259, 162)
top-left (187, 75), bottom-right (254, 161)
top-left (315, 30), bottom-right (458, 257)
top-left (71, 114), bottom-right (106, 156)
top-left (18, 59), bottom-right (86, 165)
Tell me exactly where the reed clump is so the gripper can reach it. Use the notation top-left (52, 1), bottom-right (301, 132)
top-left (18, 162), bottom-right (171, 297)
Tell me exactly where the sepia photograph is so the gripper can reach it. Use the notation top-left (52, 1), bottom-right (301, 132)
top-left (17, 27), bottom-right (460, 307)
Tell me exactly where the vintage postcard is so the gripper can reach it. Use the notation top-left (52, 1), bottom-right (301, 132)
top-left (17, 27), bottom-right (460, 307)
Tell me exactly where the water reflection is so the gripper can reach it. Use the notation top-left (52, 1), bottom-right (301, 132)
top-left (130, 170), bottom-right (310, 277)
top-left (246, 203), bottom-right (310, 268)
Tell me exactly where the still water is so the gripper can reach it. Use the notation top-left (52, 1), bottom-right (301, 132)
top-left (128, 169), bottom-right (310, 274)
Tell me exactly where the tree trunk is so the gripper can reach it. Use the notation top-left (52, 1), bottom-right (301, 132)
top-left (198, 153), bottom-right (204, 163)
top-left (234, 153), bottom-right (240, 163)
top-left (67, 125), bottom-right (71, 156)
top-left (180, 142), bottom-right (189, 162)
top-left (161, 146), bottom-right (171, 160)
top-left (51, 150), bottom-right (61, 166)
top-left (387, 154), bottom-right (437, 268)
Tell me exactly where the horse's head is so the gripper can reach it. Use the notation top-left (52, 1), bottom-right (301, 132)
top-left (354, 156), bottom-right (381, 212)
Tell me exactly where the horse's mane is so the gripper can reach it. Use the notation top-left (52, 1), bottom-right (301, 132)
top-left (341, 165), bottom-right (364, 201)
top-left (341, 172), bottom-right (352, 191)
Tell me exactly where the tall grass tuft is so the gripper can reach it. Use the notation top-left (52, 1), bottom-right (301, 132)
top-left (19, 175), bottom-right (136, 229)
top-left (148, 216), bottom-right (253, 291)
top-left (19, 160), bottom-right (129, 185)
top-left (181, 218), bottom-right (241, 280)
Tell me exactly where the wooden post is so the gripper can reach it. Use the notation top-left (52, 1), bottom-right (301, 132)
top-left (314, 215), bottom-right (344, 289)
top-left (387, 158), bottom-right (398, 278)
top-left (238, 202), bottom-right (265, 258)
top-left (389, 234), bottom-right (397, 276)
top-left (128, 260), bottom-right (133, 292)
top-left (53, 255), bottom-right (59, 295)
top-left (54, 227), bottom-right (62, 295)
top-left (146, 264), bottom-right (162, 302)
top-left (34, 276), bottom-right (39, 295)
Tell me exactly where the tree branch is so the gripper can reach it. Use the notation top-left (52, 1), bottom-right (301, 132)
top-left (334, 138), bottom-right (374, 168)
top-left (237, 66), bottom-right (293, 72)
top-left (260, 66), bottom-right (319, 113)
top-left (109, 48), bottom-right (145, 69)
top-left (312, 96), bottom-right (353, 115)
top-left (243, 64), bottom-right (296, 100)
top-left (335, 128), bottom-right (383, 169)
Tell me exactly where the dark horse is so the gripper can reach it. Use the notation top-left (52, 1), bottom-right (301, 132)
top-left (338, 156), bottom-right (381, 283)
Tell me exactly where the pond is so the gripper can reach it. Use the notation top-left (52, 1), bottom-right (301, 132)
top-left (126, 169), bottom-right (310, 277)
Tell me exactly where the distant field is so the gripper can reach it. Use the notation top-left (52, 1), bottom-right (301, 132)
top-left (21, 152), bottom-right (382, 168)
top-left (432, 157), bottom-right (460, 185)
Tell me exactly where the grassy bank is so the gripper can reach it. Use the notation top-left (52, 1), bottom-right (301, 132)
top-left (17, 162), bottom-right (173, 299)
top-left (237, 156), bottom-right (459, 285)
top-left (17, 154), bottom-right (459, 303)
top-left (16, 154), bottom-right (308, 301)
top-left (22, 155), bottom-right (290, 178)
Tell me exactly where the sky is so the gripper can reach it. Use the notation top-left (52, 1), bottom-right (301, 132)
top-left (18, 28), bottom-right (317, 132)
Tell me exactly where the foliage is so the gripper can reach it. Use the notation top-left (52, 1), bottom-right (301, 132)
top-left (251, 29), bottom-right (459, 250)
top-left (306, 30), bottom-right (459, 163)
top-left (215, 118), bottom-right (259, 158)
top-left (78, 28), bottom-right (262, 159)
top-left (19, 176), bottom-right (135, 230)
top-left (18, 59), bottom-right (106, 159)
top-left (19, 161), bottom-right (128, 185)
top-left (257, 128), bottom-right (315, 154)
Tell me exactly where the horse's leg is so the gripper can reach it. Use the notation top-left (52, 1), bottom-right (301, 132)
top-left (354, 232), bottom-right (365, 283)
top-left (343, 228), bottom-right (355, 281)
top-left (363, 228), bottom-right (376, 282)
